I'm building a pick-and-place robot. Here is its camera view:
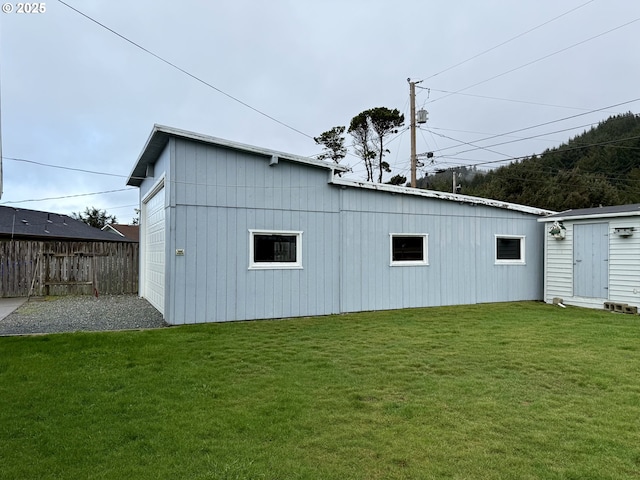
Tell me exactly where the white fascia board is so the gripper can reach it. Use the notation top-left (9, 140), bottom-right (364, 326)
top-left (330, 177), bottom-right (555, 216)
top-left (100, 224), bottom-right (125, 237)
top-left (538, 210), bottom-right (640, 223)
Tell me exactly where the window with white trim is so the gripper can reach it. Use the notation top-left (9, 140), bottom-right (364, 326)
top-left (249, 230), bottom-right (302, 269)
top-left (390, 234), bottom-right (429, 266)
top-left (495, 235), bottom-right (525, 265)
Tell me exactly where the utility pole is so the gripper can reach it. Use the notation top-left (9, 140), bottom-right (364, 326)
top-left (408, 79), bottom-right (418, 188)
top-left (408, 78), bottom-right (427, 188)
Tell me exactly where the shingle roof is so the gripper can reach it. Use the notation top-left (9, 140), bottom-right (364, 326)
top-left (0, 206), bottom-right (136, 241)
top-left (539, 203), bottom-right (640, 222)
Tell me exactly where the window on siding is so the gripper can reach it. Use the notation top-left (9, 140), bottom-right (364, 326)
top-left (249, 230), bottom-right (302, 269)
top-left (390, 234), bottom-right (428, 266)
top-left (495, 235), bottom-right (525, 264)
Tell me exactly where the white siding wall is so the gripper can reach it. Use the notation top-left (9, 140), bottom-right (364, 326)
top-left (544, 223), bottom-right (574, 302)
top-left (608, 219), bottom-right (640, 307)
top-left (545, 217), bottom-right (640, 309)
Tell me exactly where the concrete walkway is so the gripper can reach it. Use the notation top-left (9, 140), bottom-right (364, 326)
top-left (0, 298), bottom-right (27, 321)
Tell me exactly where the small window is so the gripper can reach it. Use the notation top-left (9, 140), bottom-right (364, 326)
top-left (390, 234), bottom-right (428, 266)
top-left (495, 235), bottom-right (525, 265)
top-left (249, 230), bottom-right (302, 269)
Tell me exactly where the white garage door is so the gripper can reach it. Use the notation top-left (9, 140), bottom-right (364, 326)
top-left (144, 186), bottom-right (165, 314)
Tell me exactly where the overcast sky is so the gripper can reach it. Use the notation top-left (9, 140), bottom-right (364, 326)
top-left (1, 0), bottom-right (638, 220)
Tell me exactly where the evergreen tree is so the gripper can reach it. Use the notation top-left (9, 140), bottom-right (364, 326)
top-left (421, 113), bottom-right (640, 210)
top-left (72, 207), bottom-right (117, 229)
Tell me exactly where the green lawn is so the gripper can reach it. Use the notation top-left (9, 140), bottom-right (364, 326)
top-left (1, 302), bottom-right (639, 479)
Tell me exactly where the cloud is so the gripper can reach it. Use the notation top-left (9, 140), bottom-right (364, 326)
top-left (1, 0), bottom-right (638, 215)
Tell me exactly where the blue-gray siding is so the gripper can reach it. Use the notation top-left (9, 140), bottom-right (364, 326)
top-left (339, 189), bottom-right (544, 313)
top-left (138, 138), bottom-right (546, 324)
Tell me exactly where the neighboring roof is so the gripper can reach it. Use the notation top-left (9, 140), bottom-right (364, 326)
top-left (0, 206), bottom-right (135, 241)
top-left (538, 203), bottom-right (640, 222)
top-left (127, 124), bottom-right (350, 187)
top-left (331, 177), bottom-right (555, 216)
top-left (101, 223), bottom-right (139, 241)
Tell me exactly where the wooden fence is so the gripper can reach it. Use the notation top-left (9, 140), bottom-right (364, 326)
top-left (0, 240), bottom-right (139, 297)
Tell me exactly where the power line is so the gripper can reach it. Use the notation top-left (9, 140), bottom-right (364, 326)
top-left (0, 188), bottom-right (135, 205)
top-left (425, 89), bottom-right (616, 113)
top-left (455, 163), bottom-right (640, 189)
top-left (428, 16), bottom-right (640, 105)
top-left (5, 112), bottom-right (633, 203)
top-left (7, 129), bottom-right (637, 206)
top-left (56, 0), bottom-right (313, 140)
top-left (421, 98), bottom-right (640, 157)
top-left (428, 126), bottom-right (564, 144)
top-left (3, 156), bottom-right (130, 178)
top-left (421, 0), bottom-right (597, 82)
top-left (431, 121), bottom-right (603, 159)
top-left (429, 135), bottom-right (640, 174)
top-left (425, 128), bottom-right (513, 159)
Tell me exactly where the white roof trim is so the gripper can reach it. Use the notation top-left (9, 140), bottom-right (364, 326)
top-left (165, 124), bottom-right (347, 170)
top-left (330, 177), bottom-right (555, 216)
top-left (127, 124), bottom-right (349, 187)
top-left (101, 224), bottom-right (125, 237)
top-left (538, 210), bottom-right (640, 222)
top-left (128, 125), bottom-right (554, 217)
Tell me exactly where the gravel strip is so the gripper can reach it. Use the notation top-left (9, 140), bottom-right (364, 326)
top-left (0, 295), bottom-right (167, 335)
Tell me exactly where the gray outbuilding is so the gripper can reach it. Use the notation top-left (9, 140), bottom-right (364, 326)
top-left (539, 204), bottom-right (640, 311)
top-left (127, 125), bottom-right (553, 325)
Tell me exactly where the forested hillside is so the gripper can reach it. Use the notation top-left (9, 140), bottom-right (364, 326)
top-left (419, 113), bottom-right (640, 211)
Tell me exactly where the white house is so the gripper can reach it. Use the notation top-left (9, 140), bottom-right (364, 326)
top-left (127, 125), bottom-right (554, 325)
top-left (539, 204), bottom-right (640, 311)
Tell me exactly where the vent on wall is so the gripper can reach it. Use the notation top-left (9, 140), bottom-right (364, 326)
top-left (613, 227), bottom-right (634, 237)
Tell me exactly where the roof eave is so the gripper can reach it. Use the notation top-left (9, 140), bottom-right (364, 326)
top-left (127, 124), bottom-right (349, 187)
top-left (331, 177), bottom-right (555, 216)
top-left (538, 210), bottom-right (640, 222)
top-left (126, 125), bottom-right (171, 187)
top-left (101, 224), bottom-right (125, 237)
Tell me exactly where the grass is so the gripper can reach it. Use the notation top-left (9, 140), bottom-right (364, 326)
top-left (1, 302), bottom-right (640, 479)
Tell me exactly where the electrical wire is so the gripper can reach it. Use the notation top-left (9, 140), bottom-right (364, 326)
top-left (425, 128), bottom-right (513, 160)
top-left (421, 0), bottom-right (596, 82)
top-left (0, 188), bottom-right (135, 205)
top-left (7, 128), bottom-right (637, 207)
top-left (429, 134), bottom-right (640, 176)
top-left (428, 126), bottom-right (564, 145)
top-left (425, 88), bottom-right (618, 113)
top-left (3, 156), bottom-right (130, 178)
top-left (56, 0), bottom-right (313, 141)
top-left (421, 98), bottom-right (640, 156)
top-left (14, 3), bottom-right (639, 200)
top-left (5, 111), bottom-right (635, 205)
top-left (430, 121), bottom-right (606, 159)
top-left (428, 16), bottom-right (640, 105)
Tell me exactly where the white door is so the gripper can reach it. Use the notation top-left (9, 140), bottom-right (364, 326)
top-left (144, 186), bottom-right (165, 314)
